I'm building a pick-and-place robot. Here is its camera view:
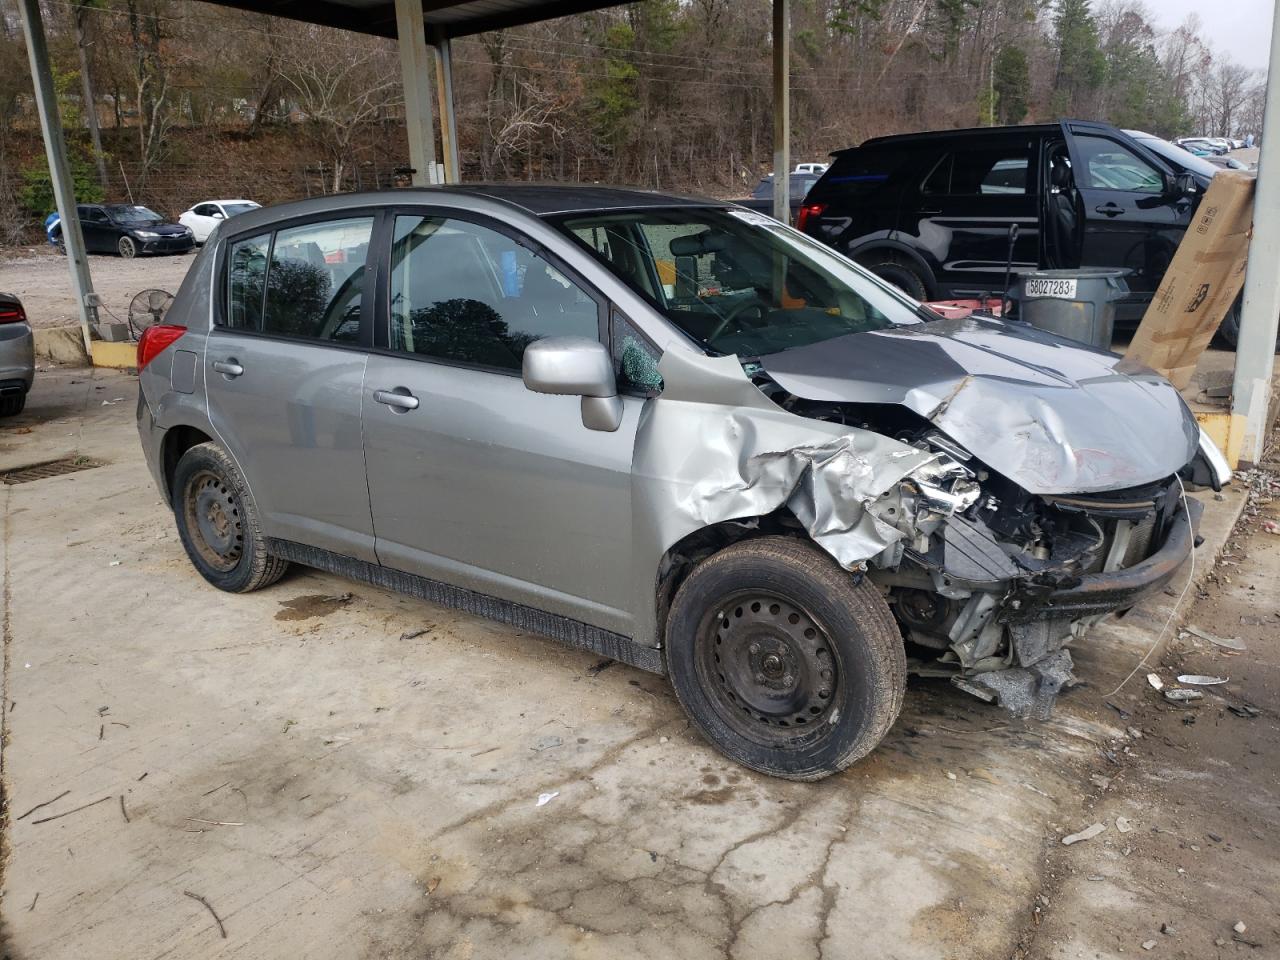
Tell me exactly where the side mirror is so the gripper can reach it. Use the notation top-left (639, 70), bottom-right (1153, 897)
top-left (522, 337), bottom-right (623, 432)
top-left (1168, 172), bottom-right (1197, 197)
top-left (212, 211), bottom-right (226, 220)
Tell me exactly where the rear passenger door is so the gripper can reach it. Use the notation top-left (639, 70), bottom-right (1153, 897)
top-left (205, 214), bottom-right (378, 562)
top-left (914, 135), bottom-right (1040, 296)
top-left (361, 209), bottom-right (643, 636)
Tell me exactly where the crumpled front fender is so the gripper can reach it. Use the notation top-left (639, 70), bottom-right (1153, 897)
top-left (629, 350), bottom-right (937, 645)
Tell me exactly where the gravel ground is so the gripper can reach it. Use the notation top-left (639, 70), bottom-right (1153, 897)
top-left (0, 245), bottom-right (196, 329)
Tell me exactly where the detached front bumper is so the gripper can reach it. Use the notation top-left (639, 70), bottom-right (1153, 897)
top-left (1002, 497), bottom-right (1203, 623)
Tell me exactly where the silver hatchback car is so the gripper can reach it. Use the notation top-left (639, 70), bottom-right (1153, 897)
top-left (137, 186), bottom-right (1228, 780)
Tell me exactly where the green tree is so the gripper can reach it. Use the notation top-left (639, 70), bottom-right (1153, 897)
top-left (993, 44), bottom-right (1030, 124)
top-left (588, 22), bottom-right (639, 150)
top-left (1052, 0), bottom-right (1106, 115)
top-left (18, 153), bottom-right (105, 217)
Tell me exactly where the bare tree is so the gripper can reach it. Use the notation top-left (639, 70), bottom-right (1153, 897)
top-left (277, 27), bottom-right (401, 192)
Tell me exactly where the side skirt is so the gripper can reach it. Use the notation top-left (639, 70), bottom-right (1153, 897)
top-left (266, 538), bottom-right (665, 676)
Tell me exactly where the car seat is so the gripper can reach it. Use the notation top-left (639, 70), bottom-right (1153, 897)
top-left (1049, 153), bottom-right (1082, 267)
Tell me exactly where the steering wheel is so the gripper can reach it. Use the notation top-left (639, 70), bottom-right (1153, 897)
top-left (706, 297), bottom-right (769, 343)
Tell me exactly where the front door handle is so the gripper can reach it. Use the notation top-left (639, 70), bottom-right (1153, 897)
top-left (373, 388), bottom-right (419, 411)
top-left (1094, 203), bottom-right (1124, 217)
top-left (212, 359), bottom-right (244, 378)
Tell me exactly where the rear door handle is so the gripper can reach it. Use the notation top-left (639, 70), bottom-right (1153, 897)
top-left (1094, 203), bottom-right (1124, 217)
top-left (212, 359), bottom-right (244, 378)
top-left (373, 388), bottom-right (419, 411)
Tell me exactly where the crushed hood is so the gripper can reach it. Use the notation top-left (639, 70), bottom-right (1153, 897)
top-left (759, 317), bottom-right (1200, 495)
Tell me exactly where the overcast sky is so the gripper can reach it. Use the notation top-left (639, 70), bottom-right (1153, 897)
top-left (1143, 0), bottom-right (1275, 71)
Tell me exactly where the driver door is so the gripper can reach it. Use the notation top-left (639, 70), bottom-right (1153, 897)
top-left (1059, 122), bottom-right (1190, 317)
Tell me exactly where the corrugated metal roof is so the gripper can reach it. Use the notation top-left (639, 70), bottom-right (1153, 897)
top-left (199, 0), bottom-right (628, 39)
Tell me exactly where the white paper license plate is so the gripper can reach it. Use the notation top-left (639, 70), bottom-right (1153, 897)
top-left (1024, 277), bottom-right (1078, 299)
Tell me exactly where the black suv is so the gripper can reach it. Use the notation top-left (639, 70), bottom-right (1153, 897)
top-left (797, 121), bottom-right (1234, 338)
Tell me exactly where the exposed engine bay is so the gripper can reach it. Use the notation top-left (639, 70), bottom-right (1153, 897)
top-left (766, 389), bottom-right (1212, 718)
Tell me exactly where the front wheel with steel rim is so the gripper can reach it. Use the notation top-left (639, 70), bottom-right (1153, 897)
top-left (171, 442), bottom-right (288, 593)
top-left (118, 236), bottom-right (137, 258)
top-left (665, 537), bottom-right (906, 780)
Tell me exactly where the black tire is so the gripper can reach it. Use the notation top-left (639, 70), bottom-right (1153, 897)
top-left (0, 392), bottom-right (26, 417)
top-left (665, 536), bottom-right (906, 781)
top-left (118, 236), bottom-right (137, 259)
top-left (1215, 296), bottom-right (1278, 351)
top-left (859, 252), bottom-right (930, 301)
top-left (172, 442), bottom-right (288, 593)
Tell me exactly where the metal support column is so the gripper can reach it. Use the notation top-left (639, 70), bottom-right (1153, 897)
top-left (394, 0), bottom-right (439, 186)
top-left (18, 0), bottom-right (97, 356)
top-left (432, 32), bottom-right (461, 183)
top-left (1231, 0), bottom-right (1280, 465)
top-left (771, 0), bottom-right (791, 223)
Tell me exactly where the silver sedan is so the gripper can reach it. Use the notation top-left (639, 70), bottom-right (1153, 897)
top-left (0, 292), bottom-right (34, 416)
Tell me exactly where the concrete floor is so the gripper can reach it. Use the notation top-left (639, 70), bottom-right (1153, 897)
top-left (0, 365), bottom-right (1255, 960)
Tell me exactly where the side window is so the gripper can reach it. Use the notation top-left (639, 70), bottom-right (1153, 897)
top-left (84, 207), bottom-right (108, 223)
top-left (610, 311), bottom-right (663, 393)
top-left (226, 234), bottom-right (270, 330)
top-left (923, 147), bottom-right (1030, 195)
top-left (195, 204), bottom-right (216, 217)
top-left (1073, 134), bottom-right (1164, 193)
top-left (262, 217), bottom-right (373, 343)
top-left (389, 215), bottom-right (600, 370)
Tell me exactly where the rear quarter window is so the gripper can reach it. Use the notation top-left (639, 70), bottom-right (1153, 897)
top-left (813, 147), bottom-right (917, 194)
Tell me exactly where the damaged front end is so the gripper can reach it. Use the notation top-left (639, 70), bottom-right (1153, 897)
top-left (641, 331), bottom-right (1212, 721)
top-left (865, 442), bottom-right (1201, 718)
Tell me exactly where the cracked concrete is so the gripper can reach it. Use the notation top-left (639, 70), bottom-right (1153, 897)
top-left (0, 366), bottom-right (1247, 960)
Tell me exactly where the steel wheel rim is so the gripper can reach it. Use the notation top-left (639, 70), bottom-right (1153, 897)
top-left (695, 590), bottom-right (843, 746)
top-left (183, 469), bottom-right (244, 572)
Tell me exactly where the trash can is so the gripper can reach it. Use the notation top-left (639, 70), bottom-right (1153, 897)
top-left (1012, 268), bottom-right (1129, 350)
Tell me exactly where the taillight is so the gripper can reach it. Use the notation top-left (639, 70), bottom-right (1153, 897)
top-left (0, 303), bottom-right (26, 324)
top-left (795, 202), bottom-right (827, 232)
top-left (136, 324), bottom-right (186, 370)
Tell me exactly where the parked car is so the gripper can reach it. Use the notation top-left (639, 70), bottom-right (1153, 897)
top-left (739, 172), bottom-right (821, 222)
top-left (179, 199), bottom-right (262, 244)
top-left (0, 292), bottom-right (34, 416)
top-left (135, 185), bottom-right (1228, 780)
top-left (797, 120), bottom-right (1250, 342)
top-left (1204, 154), bottom-right (1253, 171)
top-left (57, 204), bottom-right (195, 258)
top-left (794, 162), bottom-right (829, 175)
top-left (1175, 137), bottom-right (1226, 155)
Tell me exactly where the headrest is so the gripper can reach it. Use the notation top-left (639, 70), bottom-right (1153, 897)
top-left (1050, 156), bottom-right (1073, 189)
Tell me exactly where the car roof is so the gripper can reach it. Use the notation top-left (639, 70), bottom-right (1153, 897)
top-left (203, 199), bottom-right (258, 205)
top-left (217, 185), bottom-right (726, 232)
top-left (443, 183), bottom-right (720, 214)
top-left (841, 122), bottom-right (1074, 154)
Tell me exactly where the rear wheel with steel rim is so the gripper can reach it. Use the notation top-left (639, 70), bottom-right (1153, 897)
top-left (666, 537), bottom-right (906, 780)
top-left (118, 236), bottom-right (137, 259)
top-left (172, 442), bottom-right (288, 593)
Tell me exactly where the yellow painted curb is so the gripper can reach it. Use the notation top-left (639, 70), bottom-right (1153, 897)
top-left (90, 340), bottom-right (137, 371)
top-left (1194, 411), bottom-right (1243, 469)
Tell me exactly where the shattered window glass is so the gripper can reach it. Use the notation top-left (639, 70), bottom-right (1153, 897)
top-left (611, 311), bottom-right (663, 393)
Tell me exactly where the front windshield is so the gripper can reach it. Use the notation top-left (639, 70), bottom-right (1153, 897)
top-left (1127, 132), bottom-right (1219, 179)
top-left (550, 207), bottom-right (921, 356)
top-left (222, 202), bottom-right (260, 217)
top-left (107, 205), bottom-right (164, 224)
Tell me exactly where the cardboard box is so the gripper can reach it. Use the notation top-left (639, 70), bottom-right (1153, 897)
top-left (1121, 171), bottom-right (1254, 389)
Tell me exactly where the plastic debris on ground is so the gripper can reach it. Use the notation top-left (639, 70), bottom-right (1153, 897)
top-left (1147, 673), bottom-right (1165, 691)
top-left (1062, 822), bottom-right (1107, 845)
top-left (1176, 674), bottom-right (1228, 685)
top-left (1164, 688), bottom-right (1205, 703)
top-left (535, 791), bottom-right (559, 807)
top-left (1183, 625), bottom-right (1247, 651)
